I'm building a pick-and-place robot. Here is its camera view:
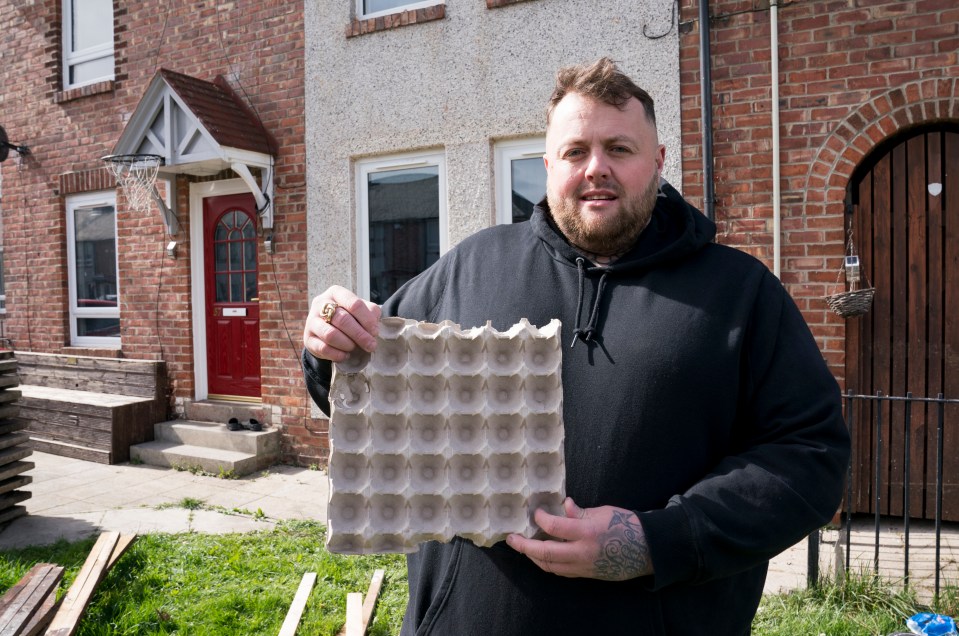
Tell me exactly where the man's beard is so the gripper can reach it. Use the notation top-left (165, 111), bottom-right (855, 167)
top-left (547, 173), bottom-right (659, 256)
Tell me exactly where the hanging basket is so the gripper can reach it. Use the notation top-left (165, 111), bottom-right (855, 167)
top-left (823, 232), bottom-right (875, 318)
top-left (824, 285), bottom-right (875, 318)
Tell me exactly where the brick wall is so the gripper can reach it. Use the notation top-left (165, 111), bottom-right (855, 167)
top-left (0, 0), bottom-right (321, 465)
top-left (678, 0), bottom-right (959, 385)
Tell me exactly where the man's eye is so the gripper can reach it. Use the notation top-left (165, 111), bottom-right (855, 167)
top-left (563, 149), bottom-right (584, 158)
top-left (611, 146), bottom-right (631, 154)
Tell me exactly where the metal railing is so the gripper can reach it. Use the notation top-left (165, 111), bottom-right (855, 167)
top-left (807, 391), bottom-right (959, 596)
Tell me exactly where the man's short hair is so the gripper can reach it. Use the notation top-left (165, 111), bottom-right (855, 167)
top-left (546, 57), bottom-right (657, 126)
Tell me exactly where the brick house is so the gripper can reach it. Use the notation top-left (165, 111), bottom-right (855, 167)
top-left (0, 0), bottom-right (322, 467)
top-left (676, 0), bottom-right (959, 520)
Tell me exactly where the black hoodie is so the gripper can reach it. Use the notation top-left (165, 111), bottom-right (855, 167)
top-left (303, 183), bottom-right (850, 635)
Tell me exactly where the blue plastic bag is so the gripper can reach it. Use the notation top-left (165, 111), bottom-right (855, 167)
top-left (907, 613), bottom-right (959, 636)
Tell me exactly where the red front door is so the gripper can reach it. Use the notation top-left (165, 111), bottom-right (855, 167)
top-left (204, 193), bottom-right (261, 399)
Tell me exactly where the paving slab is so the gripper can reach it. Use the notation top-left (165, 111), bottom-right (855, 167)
top-left (0, 451), bottom-right (329, 550)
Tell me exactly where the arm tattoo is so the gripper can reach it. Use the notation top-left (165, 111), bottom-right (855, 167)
top-left (593, 511), bottom-right (652, 581)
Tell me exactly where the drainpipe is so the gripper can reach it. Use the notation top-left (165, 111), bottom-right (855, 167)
top-left (771, 0), bottom-right (782, 279)
top-left (699, 0), bottom-right (715, 222)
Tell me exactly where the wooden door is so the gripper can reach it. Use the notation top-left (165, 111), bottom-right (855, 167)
top-left (204, 193), bottom-right (261, 399)
top-left (847, 127), bottom-right (959, 520)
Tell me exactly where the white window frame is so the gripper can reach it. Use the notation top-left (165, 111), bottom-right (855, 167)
top-left (494, 138), bottom-right (546, 225)
top-left (66, 190), bottom-right (120, 347)
top-left (62, 0), bottom-right (115, 90)
top-left (357, 0), bottom-right (443, 20)
top-left (356, 150), bottom-right (448, 301)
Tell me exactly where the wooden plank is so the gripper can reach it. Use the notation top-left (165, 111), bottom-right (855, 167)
top-left (344, 593), bottom-right (363, 636)
top-left (335, 569), bottom-right (385, 636)
top-left (106, 534), bottom-right (137, 570)
top-left (0, 433), bottom-right (31, 451)
top-left (0, 506), bottom-right (27, 525)
top-left (871, 152), bottom-right (893, 515)
top-left (903, 135), bottom-right (929, 517)
top-left (0, 415), bottom-right (27, 434)
top-left (0, 475), bottom-right (32, 496)
top-left (19, 386), bottom-right (150, 408)
top-left (0, 446), bottom-right (32, 468)
top-left (0, 461), bottom-right (34, 483)
top-left (0, 563), bottom-right (63, 635)
top-left (853, 174), bottom-right (874, 514)
top-left (0, 491), bottom-right (31, 511)
top-left (359, 569), bottom-right (385, 632)
top-left (277, 572), bottom-right (317, 636)
top-left (20, 586), bottom-right (59, 636)
top-left (0, 390), bottom-right (22, 405)
top-left (887, 141), bottom-right (909, 517)
top-left (27, 439), bottom-right (110, 465)
top-left (45, 531), bottom-right (120, 636)
top-left (941, 131), bottom-right (959, 520)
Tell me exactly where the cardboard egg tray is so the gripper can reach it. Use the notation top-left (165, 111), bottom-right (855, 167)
top-left (326, 317), bottom-right (566, 554)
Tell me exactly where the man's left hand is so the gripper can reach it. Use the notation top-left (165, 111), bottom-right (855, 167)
top-left (506, 497), bottom-right (653, 581)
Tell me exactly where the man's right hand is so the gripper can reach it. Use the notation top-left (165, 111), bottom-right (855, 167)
top-left (302, 285), bottom-right (382, 362)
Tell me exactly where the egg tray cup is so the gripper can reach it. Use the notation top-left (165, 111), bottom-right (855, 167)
top-left (327, 317), bottom-right (567, 555)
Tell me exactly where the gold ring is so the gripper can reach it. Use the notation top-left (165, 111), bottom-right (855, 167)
top-left (320, 301), bottom-right (338, 324)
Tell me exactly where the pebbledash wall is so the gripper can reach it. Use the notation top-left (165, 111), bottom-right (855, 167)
top-left (304, 0), bottom-right (681, 423)
top-left (677, 0), bottom-right (959, 386)
top-left (0, 1), bottom-right (321, 465)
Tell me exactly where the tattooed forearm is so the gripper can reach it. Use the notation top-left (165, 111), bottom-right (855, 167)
top-left (593, 511), bottom-right (652, 580)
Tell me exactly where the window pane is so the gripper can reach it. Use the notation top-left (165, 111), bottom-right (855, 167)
top-left (245, 272), bottom-right (257, 301)
top-left (77, 317), bottom-right (119, 337)
top-left (364, 0), bottom-right (417, 13)
top-left (73, 205), bottom-right (117, 309)
top-left (510, 157), bottom-right (546, 223)
top-left (69, 57), bottom-right (113, 86)
top-left (230, 241), bottom-right (242, 270)
top-left (71, 0), bottom-right (113, 51)
top-left (230, 274), bottom-right (243, 302)
top-left (367, 165), bottom-right (439, 303)
top-left (216, 273), bottom-right (229, 302)
top-left (244, 241), bottom-right (256, 271)
top-left (215, 243), bottom-right (228, 272)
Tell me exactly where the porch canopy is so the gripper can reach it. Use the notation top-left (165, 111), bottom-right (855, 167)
top-left (109, 68), bottom-right (277, 230)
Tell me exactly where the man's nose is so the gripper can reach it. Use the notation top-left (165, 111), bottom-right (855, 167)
top-left (584, 152), bottom-right (610, 180)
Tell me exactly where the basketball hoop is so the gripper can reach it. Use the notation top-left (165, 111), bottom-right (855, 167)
top-left (102, 153), bottom-right (164, 212)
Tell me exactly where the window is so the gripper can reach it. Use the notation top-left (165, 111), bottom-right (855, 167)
top-left (494, 138), bottom-right (547, 225)
top-left (62, 0), bottom-right (114, 89)
top-left (357, 151), bottom-right (447, 303)
top-left (66, 191), bottom-right (120, 346)
top-left (358, 0), bottom-right (443, 19)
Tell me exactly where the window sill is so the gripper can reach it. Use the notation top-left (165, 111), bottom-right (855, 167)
top-left (55, 79), bottom-right (115, 104)
top-left (62, 346), bottom-right (123, 359)
top-left (346, 5), bottom-right (445, 38)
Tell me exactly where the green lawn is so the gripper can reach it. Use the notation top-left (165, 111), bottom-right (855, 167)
top-left (2, 519), bottom-right (955, 635)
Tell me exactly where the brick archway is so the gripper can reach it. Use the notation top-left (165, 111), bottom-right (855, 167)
top-left (804, 77), bottom-right (959, 260)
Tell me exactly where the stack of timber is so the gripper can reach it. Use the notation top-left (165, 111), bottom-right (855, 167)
top-left (15, 352), bottom-right (168, 464)
top-left (0, 350), bottom-right (32, 527)
top-left (0, 532), bottom-right (135, 636)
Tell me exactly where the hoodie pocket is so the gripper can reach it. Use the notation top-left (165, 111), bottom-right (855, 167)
top-left (415, 539), bottom-right (465, 636)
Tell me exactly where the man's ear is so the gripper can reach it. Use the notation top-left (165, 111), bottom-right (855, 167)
top-left (656, 144), bottom-right (666, 171)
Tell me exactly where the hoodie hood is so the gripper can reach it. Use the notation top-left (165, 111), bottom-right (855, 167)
top-left (531, 180), bottom-right (716, 347)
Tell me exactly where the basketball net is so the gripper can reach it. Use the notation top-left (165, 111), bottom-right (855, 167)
top-left (102, 154), bottom-right (163, 212)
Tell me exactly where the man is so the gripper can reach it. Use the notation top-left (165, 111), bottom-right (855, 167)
top-left (303, 58), bottom-right (850, 635)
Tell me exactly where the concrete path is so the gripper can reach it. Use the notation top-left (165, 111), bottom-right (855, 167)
top-left (0, 451), bottom-right (329, 550)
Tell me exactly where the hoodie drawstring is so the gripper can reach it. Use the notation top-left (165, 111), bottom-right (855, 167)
top-left (570, 257), bottom-right (610, 348)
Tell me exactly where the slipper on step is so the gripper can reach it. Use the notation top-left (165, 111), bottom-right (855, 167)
top-left (227, 417), bottom-right (242, 431)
